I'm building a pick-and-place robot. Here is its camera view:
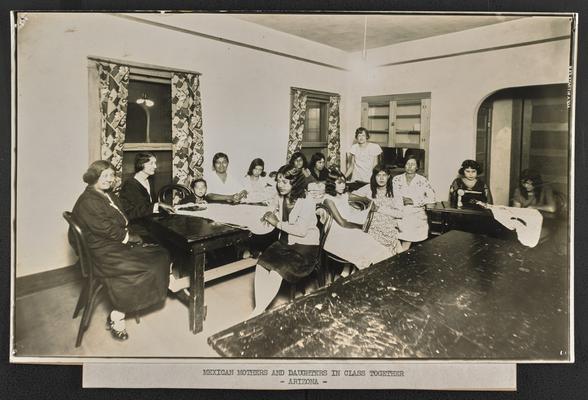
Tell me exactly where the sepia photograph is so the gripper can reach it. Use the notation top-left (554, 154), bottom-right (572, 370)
top-left (11, 11), bottom-right (575, 363)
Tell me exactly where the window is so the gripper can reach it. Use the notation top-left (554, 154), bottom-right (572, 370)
top-left (360, 93), bottom-right (431, 174)
top-left (301, 96), bottom-right (329, 160)
top-left (123, 68), bottom-right (173, 195)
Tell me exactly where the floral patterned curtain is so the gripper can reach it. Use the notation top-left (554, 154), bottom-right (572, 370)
top-left (171, 73), bottom-right (204, 192)
top-left (327, 95), bottom-right (341, 168)
top-left (287, 89), bottom-right (307, 162)
top-left (97, 62), bottom-right (129, 191)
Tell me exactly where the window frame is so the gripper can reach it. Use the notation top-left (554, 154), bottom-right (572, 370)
top-left (301, 94), bottom-right (330, 149)
top-left (125, 68), bottom-right (173, 151)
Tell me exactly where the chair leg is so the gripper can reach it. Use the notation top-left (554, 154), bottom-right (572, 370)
top-left (75, 283), bottom-right (104, 348)
top-left (135, 316), bottom-right (141, 324)
top-left (73, 281), bottom-right (89, 319)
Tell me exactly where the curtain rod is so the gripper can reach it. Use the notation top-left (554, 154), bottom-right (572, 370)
top-left (88, 56), bottom-right (202, 76)
top-left (291, 87), bottom-right (339, 97)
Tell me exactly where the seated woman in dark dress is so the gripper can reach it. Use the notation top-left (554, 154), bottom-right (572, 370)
top-left (288, 151), bottom-right (315, 187)
top-left (119, 152), bottom-right (175, 221)
top-left (251, 164), bottom-right (320, 316)
top-left (70, 160), bottom-right (170, 341)
top-left (308, 152), bottom-right (328, 182)
top-left (449, 159), bottom-right (493, 208)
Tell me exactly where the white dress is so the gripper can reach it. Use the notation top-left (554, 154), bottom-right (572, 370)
top-left (241, 175), bottom-right (274, 203)
top-left (349, 142), bottom-right (382, 183)
top-left (392, 173), bottom-right (435, 242)
top-left (322, 194), bottom-right (393, 269)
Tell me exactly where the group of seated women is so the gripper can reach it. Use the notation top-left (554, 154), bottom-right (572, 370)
top-left (69, 127), bottom-right (559, 340)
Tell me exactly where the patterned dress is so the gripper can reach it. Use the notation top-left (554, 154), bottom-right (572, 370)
top-left (366, 188), bottom-right (404, 256)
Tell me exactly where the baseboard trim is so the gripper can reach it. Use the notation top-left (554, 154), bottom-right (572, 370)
top-left (16, 265), bottom-right (82, 299)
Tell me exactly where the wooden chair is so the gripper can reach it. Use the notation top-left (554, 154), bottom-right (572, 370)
top-left (63, 211), bottom-right (105, 348)
top-left (315, 203), bottom-right (361, 283)
top-left (157, 183), bottom-right (193, 205)
top-left (288, 207), bottom-right (334, 301)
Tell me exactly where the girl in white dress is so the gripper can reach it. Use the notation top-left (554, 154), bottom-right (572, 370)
top-left (242, 158), bottom-right (274, 204)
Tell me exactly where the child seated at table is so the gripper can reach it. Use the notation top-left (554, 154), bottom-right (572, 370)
top-left (322, 168), bottom-right (395, 274)
top-left (512, 169), bottom-right (556, 213)
top-left (177, 178), bottom-right (208, 209)
top-left (241, 158), bottom-right (274, 204)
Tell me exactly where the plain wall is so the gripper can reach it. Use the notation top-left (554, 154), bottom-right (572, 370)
top-left (489, 100), bottom-right (514, 205)
top-left (16, 13), bottom-right (347, 277)
top-left (343, 17), bottom-right (571, 200)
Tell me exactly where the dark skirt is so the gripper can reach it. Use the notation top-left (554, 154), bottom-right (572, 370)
top-left (93, 243), bottom-right (170, 314)
top-left (257, 240), bottom-right (318, 283)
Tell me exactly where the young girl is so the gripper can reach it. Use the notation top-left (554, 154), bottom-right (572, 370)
top-left (309, 152), bottom-right (328, 182)
top-left (392, 155), bottom-right (436, 250)
top-left (449, 159), bottom-right (493, 208)
top-left (251, 164), bottom-right (320, 316)
top-left (288, 151), bottom-right (315, 187)
top-left (351, 165), bottom-right (404, 256)
top-left (512, 169), bottom-right (556, 213)
top-left (241, 158), bottom-right (274, 204)
top-left (307, 152), bottom-right (328, 202)
top-left (345, 127), bottom-right (383, 191)
top-left (177, 178), bottom-right (208, 207)
top-left (322, 168), bottom-right (394, 273)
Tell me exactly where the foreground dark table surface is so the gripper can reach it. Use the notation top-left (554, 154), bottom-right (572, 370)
top-left (208, 230), bottom-right (569, 359)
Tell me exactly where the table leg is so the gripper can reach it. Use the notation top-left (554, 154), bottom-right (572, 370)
top-left (189, 251), bottom-right (206, 334)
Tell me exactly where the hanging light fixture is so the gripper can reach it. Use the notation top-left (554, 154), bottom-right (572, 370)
top-left (136, 93), bottom-right (154, 107)
top-left (362, 15), bottom-right (368, 60)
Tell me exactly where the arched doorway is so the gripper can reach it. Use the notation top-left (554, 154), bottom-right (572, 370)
top-left (476, 84), bottom-right (569, 205)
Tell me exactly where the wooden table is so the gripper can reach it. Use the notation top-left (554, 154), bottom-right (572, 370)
top-left (208, 230), bottom-right (569, 359)
top-left (146, 214), bottom-right (251, 334)
top-left (426, 201), bottom-right (514, 238)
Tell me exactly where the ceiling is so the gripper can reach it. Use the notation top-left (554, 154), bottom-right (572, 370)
top-left (234, 14), bottom-right (521, 52)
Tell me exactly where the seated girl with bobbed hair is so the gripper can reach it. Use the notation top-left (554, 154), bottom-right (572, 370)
top-left (449, 159), bottom-right (493, 208)
top-left (241, 158), bottom-right (274, 204)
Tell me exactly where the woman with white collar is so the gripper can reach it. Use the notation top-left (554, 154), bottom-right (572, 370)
top-left (250, 164), bottom-right (320, 316)
top-left (119, 152), bottom-right (175, 221)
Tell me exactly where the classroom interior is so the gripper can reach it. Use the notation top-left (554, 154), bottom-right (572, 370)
top-left (13, 13), bottom-right (573, 359)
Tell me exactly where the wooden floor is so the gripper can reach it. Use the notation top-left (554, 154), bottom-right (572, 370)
top-left (13, 269), bottom-right (262, 358)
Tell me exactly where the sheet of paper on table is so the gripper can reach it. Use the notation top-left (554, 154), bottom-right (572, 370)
top-left (177, 203), bottom-right (274, 235)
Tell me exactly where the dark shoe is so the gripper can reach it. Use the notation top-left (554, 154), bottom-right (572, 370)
top-left (106, 315), bottom-right (129, 341)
